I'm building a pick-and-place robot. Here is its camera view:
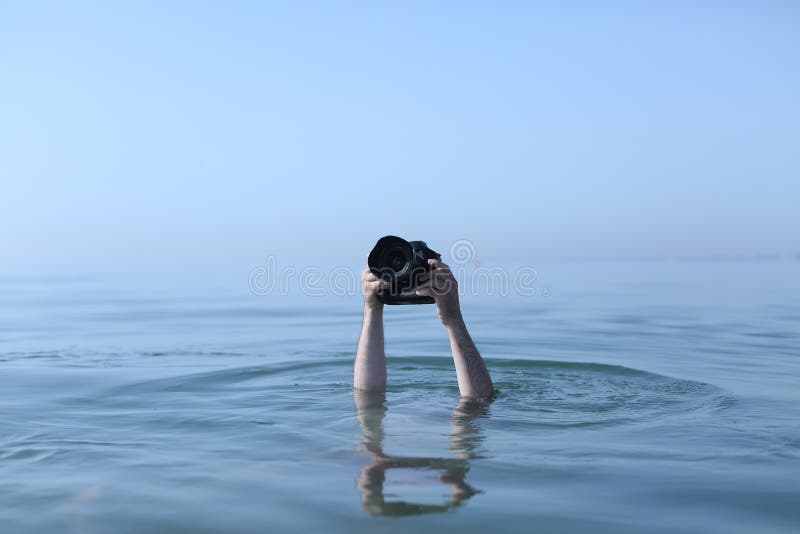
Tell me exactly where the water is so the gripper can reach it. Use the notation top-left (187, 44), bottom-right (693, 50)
top-left (1, 261), bottom-right (799, 533)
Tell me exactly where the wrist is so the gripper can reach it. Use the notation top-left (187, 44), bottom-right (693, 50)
top-left (442, 311), bottom-right (465, 330)
top-left (364, 302), bottom-right (384, 315)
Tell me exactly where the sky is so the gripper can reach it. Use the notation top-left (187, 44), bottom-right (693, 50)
top-left (1, 1), bottom-right (799, 276)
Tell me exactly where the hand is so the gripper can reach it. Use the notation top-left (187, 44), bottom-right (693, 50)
top-left (415, 259), bottom-right (463, 327)
top-left (361, 264), bottom-right (389, 311)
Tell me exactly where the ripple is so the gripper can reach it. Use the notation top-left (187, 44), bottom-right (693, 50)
top-left (487, 358), bottom-right (731, 428)
top-left (95, 356), bottom-right (730, 431)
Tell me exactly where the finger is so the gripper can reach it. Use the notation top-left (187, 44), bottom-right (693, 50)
top-left (368, 279), bottom-right (391, 290)
top-left (431, 273), bottom-right (456, 293)
top-left (431, 270), bottom-right (452, 283)
top-left (415, 285), bottom-right (434, 297)
top-left (428, 258), bottom-right (449, 270)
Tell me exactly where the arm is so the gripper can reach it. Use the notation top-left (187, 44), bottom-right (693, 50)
top-left (416, 259), bottom-right (494, 398)
top-left (354, 267), bottom-right (389, 393)
top-left (445, 315), bottom-right (493, 399)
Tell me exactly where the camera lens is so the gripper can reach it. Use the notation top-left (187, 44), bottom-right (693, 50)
top-left (368, 236), bottom-right (413, 281)
top-left (379, 245), bottom-right (411, 276)
top-left (386, 248), bottom-right (408, 273)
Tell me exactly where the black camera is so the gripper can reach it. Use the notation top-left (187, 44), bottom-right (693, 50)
top-left (368, 235), bottom-right (441, 305)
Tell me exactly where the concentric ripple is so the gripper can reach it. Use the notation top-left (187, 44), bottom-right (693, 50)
top-left (89, 355), bottom-right (732, 431)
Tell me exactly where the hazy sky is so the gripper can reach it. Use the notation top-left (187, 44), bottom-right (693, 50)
top-left (2, 1), bottom-right (798, 274)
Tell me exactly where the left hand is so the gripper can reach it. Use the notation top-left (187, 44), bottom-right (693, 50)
top-left (361, 265), bottom-right (389, 311)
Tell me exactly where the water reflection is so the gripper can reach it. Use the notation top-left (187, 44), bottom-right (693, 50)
top-left (354, 391), bottom-right (489, 516)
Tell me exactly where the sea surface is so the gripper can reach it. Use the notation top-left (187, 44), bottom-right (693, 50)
top-left (1, 261), bottom-right (799, 533)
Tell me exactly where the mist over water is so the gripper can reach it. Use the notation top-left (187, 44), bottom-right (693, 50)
top-left (2, 261), bottom-right (798, 532)
top-left (3, 2), bottom-right (800, 273)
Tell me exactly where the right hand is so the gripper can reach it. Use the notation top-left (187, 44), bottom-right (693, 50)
top-left (415, 259), bottom-right (463, 326)
top-left (361, 265), bottom-right (389, 311)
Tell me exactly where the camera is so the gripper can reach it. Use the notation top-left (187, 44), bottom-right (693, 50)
top-left (368, 235), bottom-right (441, 305)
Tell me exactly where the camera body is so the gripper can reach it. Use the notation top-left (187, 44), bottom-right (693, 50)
top-left (368, 235), bottom-right (441, 305)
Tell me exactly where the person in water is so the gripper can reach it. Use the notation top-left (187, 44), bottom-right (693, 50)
top-left (354, 258), bottom-right (493, 398)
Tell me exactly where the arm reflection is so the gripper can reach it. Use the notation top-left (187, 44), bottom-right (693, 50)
top-left (354, 391), bottom-right (490, 516)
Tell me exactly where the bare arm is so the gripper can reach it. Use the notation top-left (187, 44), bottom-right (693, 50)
top-left (416, 259), bottom-right (494, 398)
top-left (445, 315), bottom-right (494, 398)
top-left (354, 267), bottom-right (389, 393)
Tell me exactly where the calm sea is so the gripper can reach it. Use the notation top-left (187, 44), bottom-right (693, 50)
top-left (1, 261), bottom-right (798, 533)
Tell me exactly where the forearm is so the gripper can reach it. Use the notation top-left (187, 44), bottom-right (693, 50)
top-left (446, 315), bottom-right (493, 398)
top-left (354, 305), bottom-right (386, 393)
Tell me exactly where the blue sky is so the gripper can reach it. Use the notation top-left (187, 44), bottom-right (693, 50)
top-left (1, 1), bottom-right (798, 274)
